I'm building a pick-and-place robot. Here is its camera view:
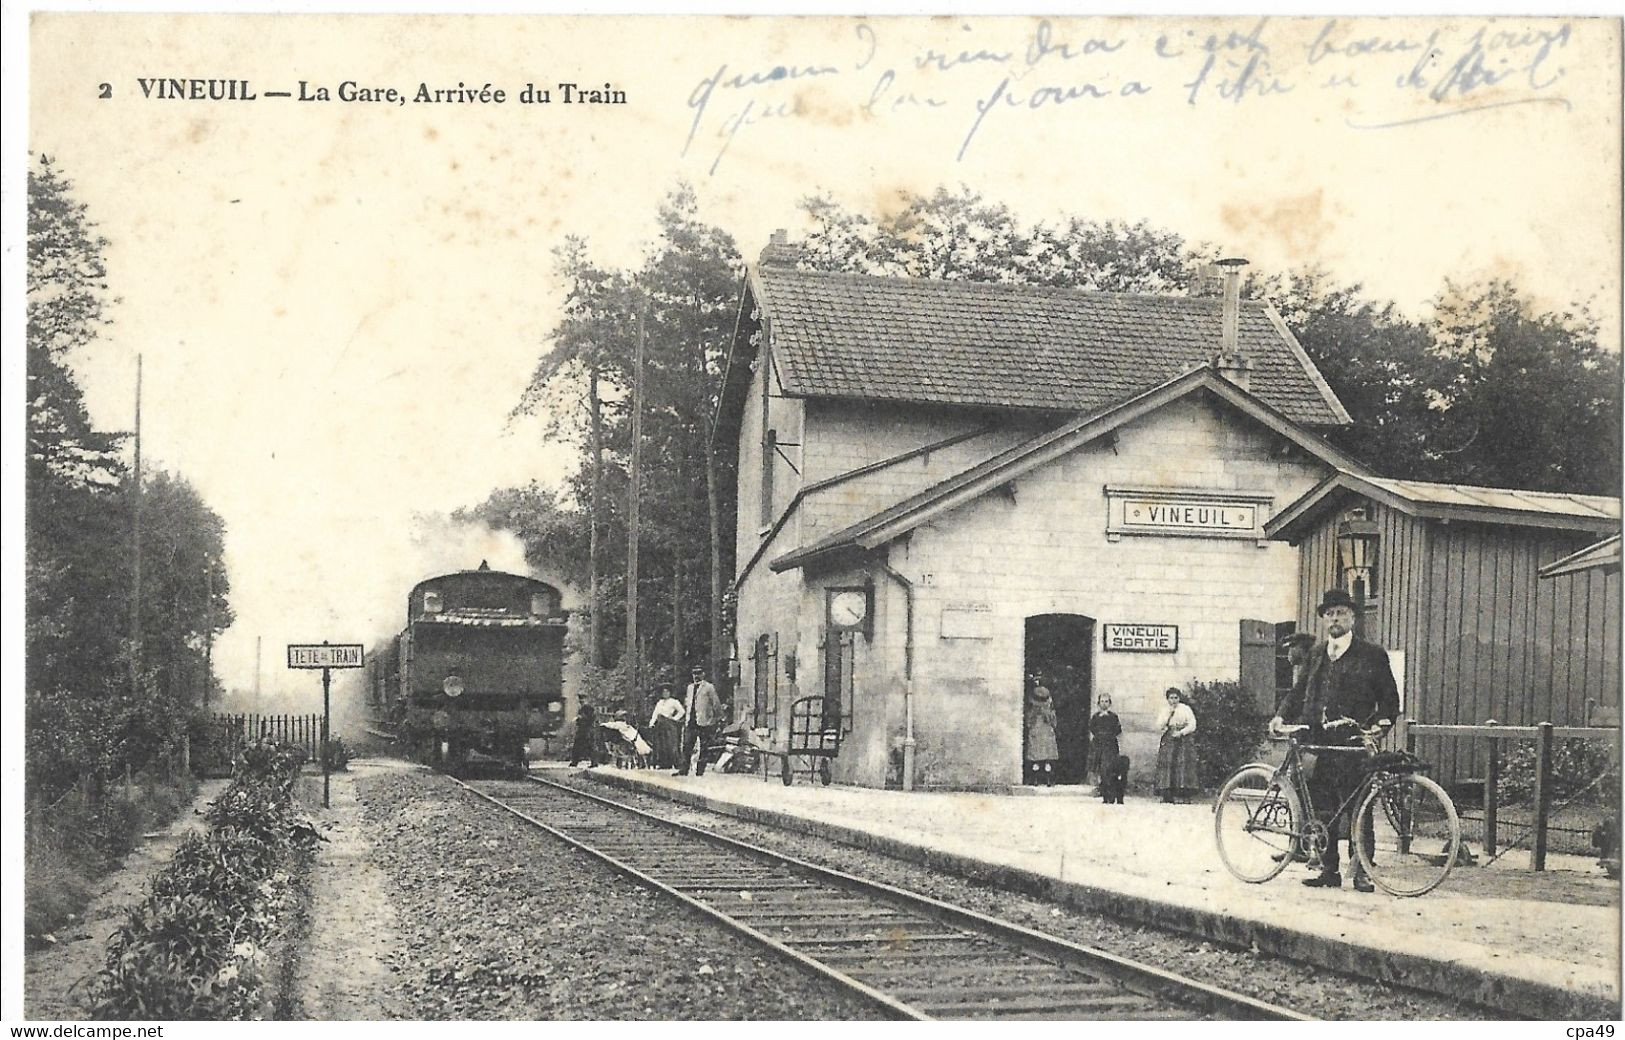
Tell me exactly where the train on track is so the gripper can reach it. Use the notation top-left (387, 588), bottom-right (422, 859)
top-left (369, 561), bottom-right (568, 770)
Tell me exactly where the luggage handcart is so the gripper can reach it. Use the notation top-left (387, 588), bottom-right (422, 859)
top-left (760, 696), bottom-right (844, 786)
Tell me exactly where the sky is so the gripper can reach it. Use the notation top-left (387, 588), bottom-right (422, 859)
top-left (17, 12), bottom-right (1622, 711)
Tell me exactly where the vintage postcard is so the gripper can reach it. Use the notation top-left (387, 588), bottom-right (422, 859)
top-left (10, 9), bottom-right (1622, 1028)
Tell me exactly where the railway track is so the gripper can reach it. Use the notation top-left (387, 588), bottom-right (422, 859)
top-left (453, 774), bottom-right (1310, 1022)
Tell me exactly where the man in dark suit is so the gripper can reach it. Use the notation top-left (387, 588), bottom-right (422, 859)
top-left (1272, 588), bottom-right (1400, 892)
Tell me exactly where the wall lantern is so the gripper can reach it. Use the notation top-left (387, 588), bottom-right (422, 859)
top-left (1336, 508), bottom-right (1380, 619)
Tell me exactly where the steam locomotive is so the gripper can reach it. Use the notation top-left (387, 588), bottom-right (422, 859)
top-left (370, 562), bottom-right (567, 769)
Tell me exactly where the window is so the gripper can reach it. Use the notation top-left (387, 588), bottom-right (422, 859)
top-left (423, 590), bottom-right (443, 613)
top-left (760, 428), bottom-right (777, 525)
top-left (752, 634), bottom-right (771, 724)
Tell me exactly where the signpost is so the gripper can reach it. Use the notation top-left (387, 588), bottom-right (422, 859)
top-left (288, 641), bottom-right (364, 807)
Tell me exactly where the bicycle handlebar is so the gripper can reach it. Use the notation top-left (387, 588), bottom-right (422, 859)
top-left (1268, 722), bottom-right (1388, 748)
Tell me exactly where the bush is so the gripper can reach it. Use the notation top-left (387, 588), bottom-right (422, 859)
top-left (25, 770), bottom-right (199, 943)
top-left (320, 736), bottom-right (350, 772)
top-left (90, 741), bottom-right (316, 1020)
top-left (1183, 679), bottom-right (1269, 790)
top-left (1498, 737), bottom-right (1621, 806)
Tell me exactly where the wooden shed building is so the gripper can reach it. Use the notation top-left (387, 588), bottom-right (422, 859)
top-left (1266, 471), bottom-right (1622, 783)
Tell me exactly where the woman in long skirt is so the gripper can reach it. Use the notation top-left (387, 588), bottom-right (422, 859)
top-left (1154, 687), bottom-right (1198, 802)
top-left (1025, 674), bottom-right (1060, 786)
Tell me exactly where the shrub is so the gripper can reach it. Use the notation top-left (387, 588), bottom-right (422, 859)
top-left (89, 740), bottom-right (315, 1020)
top-left (321, 736), bottom-right (350, 772)
top-left (25, 770), bottom-right (199, 943)
top-left (1182, 679), bottom-right (1269, 790)
top-left (1497, 737), bottom-right (1621, 807)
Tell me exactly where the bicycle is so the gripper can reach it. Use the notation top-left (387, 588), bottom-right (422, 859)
top-left (1213, 724), bottom-right (1462, 897)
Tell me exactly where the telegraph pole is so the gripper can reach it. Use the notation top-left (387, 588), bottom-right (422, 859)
top-left (626, 303), bottom-right (645, 716)
top-left (203, 565), bottom-right (214, 708)
top-left (129, 355), bottom-right (143, 699)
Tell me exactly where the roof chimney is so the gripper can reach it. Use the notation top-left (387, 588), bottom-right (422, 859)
top-left (1213, 257), bottom-right (1252, 392)
top-left (758, 228), bottom-right (803, 268)
top-left (1188, 263), bottom-right (1224, 298)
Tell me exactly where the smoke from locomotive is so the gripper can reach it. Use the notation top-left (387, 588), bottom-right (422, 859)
top-left (369, 561), bottom-right (567, 768)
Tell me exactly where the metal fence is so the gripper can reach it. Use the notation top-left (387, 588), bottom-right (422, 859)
top-left (1404, 720), bottom-right (1620, 870)
top-left (194, 713), bottom-right (322, 776)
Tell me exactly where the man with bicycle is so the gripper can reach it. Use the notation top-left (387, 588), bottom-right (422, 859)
top-left (1270, 588), bottom-right (1400, 892)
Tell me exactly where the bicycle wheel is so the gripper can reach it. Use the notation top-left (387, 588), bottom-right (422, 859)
top-left (1214, 765), bottom-right (1303, 883)
top-left (1355, 772), bottom-right (1460, 897)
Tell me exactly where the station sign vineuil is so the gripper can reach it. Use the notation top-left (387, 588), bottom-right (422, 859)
top-left (1103, 623), bottom-right (1179, 652)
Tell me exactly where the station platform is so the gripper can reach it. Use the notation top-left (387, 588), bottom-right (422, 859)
top-left (554, 763), bottom-right (1621, 1019)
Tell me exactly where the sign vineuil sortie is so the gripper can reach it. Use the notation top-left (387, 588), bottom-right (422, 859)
top-left (1102, 624), bottom-right (1179, 652)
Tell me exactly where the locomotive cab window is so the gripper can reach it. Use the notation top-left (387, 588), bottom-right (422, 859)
top-left (529, 593), bottom-right (546, 617)
top-left (423, 590), bottom-right (443, 613)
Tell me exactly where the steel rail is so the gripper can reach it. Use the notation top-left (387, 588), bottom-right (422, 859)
top-left (449, 775), bottom-right (923, 1020)
top-left (449, 773), bottom-right (1311, 1022)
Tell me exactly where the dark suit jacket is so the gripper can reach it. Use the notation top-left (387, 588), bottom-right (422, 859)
top-left (1277, 638), bottom-right (1399, 733)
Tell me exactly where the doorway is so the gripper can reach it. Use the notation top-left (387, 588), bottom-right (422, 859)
top-left (1023, 614), bottom-right (1094, 785)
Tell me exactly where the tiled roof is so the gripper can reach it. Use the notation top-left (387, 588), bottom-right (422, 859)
top-left (772, 367), bottom-right (1370, 574)
top-left (753, 267), bottom-right (1349, 426)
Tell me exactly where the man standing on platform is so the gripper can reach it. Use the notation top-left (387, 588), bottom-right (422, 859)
top-left (675, 664), bottom-right (723, 777)
top-left (1271, 588), bottom-right (1399, 893)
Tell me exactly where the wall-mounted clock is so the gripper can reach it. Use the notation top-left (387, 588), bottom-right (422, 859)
top-left (827, 583), bottom-right (874, 640)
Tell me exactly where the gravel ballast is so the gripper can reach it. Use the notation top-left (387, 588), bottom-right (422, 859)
top-left (354, 768), bottom-right (881, 1019)
top-left (558, 773), bottom-right (1496, 1021)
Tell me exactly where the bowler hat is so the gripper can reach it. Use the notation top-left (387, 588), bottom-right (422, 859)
top-left (1317, 588), bottom-right (1357, 615)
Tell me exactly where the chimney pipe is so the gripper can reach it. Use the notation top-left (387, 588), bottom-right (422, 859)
top-left (1213, 257), bottom-right (1253, 392)
top-left (1217, 257), bottom-right (1247, 354)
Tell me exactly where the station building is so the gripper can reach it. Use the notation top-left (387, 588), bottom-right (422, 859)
top-left (716, 234), bottom-right (1622, 791)
top-left (718, 236), bottom-right (1351, 789)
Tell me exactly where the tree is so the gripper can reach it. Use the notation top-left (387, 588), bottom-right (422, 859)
top-left (26, 156), bottom-right (233, 798)
top-left (799, 185), bottom-right (1205, 292)
top-left (512, 238), bottom-right (635, 668)
top-left (1423, 282), bottom-right (1620, 495)
top-left (1251, 266), bottom-right (1440, 474)
top-left (27, 155), bottom-right (124, 490)
top-left (136, 472), bottom-right (234, 706)
top-left (634, 186), bottom-right (743, 690)
top-left (497, 186), bottom-right (742, 709)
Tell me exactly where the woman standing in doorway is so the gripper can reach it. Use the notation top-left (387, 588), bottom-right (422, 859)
top-left (1025, 672), bottom-right (1059, 786)
top-left (1154, 687), bottom-right (1198, 803)
top-left (1086, 693), bottom-right (1122, 786)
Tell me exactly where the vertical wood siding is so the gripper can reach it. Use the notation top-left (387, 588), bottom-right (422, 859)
top-left (1292, 499), bottom-right (1619, 783)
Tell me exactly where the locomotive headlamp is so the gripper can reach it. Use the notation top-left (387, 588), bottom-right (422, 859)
top-left (443, 675), bottom-right (466, 698)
